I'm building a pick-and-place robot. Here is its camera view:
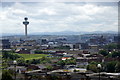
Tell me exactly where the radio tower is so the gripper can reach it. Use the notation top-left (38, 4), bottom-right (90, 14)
top-left (23, 17), bottom-right (29, 37)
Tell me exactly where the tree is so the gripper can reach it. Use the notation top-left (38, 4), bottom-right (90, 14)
top-left (111, 51), bottom-right (120, 58)
top-left (40, 57), bottom-right (51, 63)
top-left (115, 62), bottom-right (120, 72)
top-left (87, 61), bottom-right (101, 72)
top-left (87, 64), bottom-right (98, 72)
top-left (2, 52), bottom-right (21, 60)
top-left (34, 50), bottom-right (43, 54)
top-left (105, 43), bottom-right (117, 50)
top-left (57, 60), bottom-right (65, 68)
top-left (31, 59), bottom-right (40, 64)
top-left (65, 59), bottom-right (76, 65)
top-left (105, 61), bottom-right (116, 72)
top-left (2, 70), bottom-right (13, 80)
top-left (17, 57), bottom-right (25, 66)
top-left (46, 65), bottom-right (53, 70)
top-left (99, 50), bottom-right (108, 56)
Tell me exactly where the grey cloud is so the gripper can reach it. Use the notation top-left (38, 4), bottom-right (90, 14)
top-left (0, 2), bottom-right (118, 34)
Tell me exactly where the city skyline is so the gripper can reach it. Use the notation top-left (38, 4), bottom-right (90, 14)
top-left (1, 2), bottom-right (118, 35)
top-left (1, 1), bottom-right (120, 80)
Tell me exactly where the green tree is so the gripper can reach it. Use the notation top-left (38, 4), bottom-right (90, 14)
top-left (2, 70), bottom-right (13, 80)
top-left (105, 43), bottom-right (117, 50)
top-left (65, 59), bottom-right (76, 65)
top-left (99, 50), bottom-right (108, 56)
top-left (87, 61), bottom-right (101, 72)
top-left (2, 52), bottom-right (21, 60)
top-left (34, 50), bottom-right (43, 54)
top-left (46, 65), bottom-right (53, 70)
top-left (40, 57), bottom-right (51, 63)
top-left (87, 64), bottom-right (98, 72)
top-left (31, 59), bottom-right (40, 64)
top-left (105, 61), bottom-right (116, 72)
top-left (16, 57), bottom-right (25, 65)
top-left (111, 51), bottom-right (120, 58)
top-left (57, 60), bottom-right (65, 67)
top-left (115, 62), bottom-right (120, 72)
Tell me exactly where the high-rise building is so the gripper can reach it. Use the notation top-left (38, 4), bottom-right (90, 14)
top-left (0, 39), bottom-right (11, 50)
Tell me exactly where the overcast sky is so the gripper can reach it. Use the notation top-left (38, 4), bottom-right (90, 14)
top-left (0, 2), bottom-right (118, 34)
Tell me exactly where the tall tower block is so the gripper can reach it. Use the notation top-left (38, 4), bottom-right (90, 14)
top-left (23, 17), bottom-right (29, 37)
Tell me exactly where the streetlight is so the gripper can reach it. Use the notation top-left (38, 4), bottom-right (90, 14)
top-left (97, 64), bottom-right (102, 80)
top-left (13, 60), bottom-right (17, 80)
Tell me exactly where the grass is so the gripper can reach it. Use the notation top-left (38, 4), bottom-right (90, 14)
top-left (18, 54), bottom-right (48, 60)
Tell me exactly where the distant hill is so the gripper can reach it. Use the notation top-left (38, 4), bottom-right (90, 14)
top-left (29, 31), bottom-right (118, 35)
top-left (2, 31), bottom-right (118, 36)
